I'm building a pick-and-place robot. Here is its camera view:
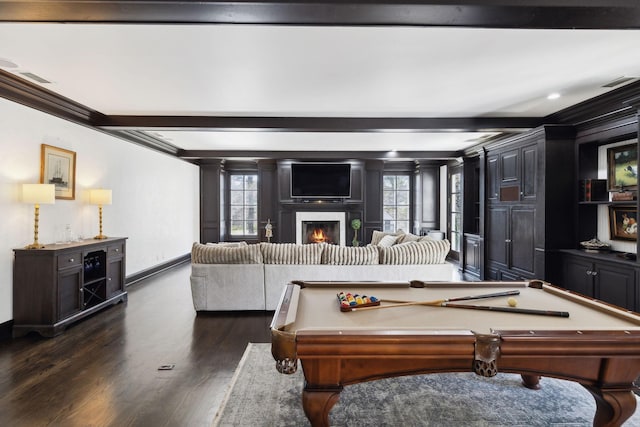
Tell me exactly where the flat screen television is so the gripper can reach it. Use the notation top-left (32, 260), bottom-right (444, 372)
top-left (291, 163), bottom-right (351, 198)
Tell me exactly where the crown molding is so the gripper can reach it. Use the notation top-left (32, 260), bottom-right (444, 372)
top-left (0, 69), bottom-right (100, 124)
top-left (0, 69), bottom-right (181, 157)
top-left (546, 80), bottom-right (640, 128)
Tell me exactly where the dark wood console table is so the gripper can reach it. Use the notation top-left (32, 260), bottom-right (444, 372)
top-left (13, 237), bottom-right (128, 338)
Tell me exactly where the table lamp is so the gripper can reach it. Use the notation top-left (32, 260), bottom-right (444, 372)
top-left (23, 183), bottom-right (55, 249)
top-left (89, 188), bottom-right (112, 239)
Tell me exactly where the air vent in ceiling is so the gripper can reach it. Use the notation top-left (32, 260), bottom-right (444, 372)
top-left (19, 72), bottom-right (51, 84)
top-left (602, 76), bottom-right (636, 88)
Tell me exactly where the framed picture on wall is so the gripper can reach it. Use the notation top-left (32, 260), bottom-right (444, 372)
top-left (40, 144), bottom-right (76, 200)
top-left (607, 143), bottom-right (638, 191)
top-left (609, 205), bottom-right (638, 241)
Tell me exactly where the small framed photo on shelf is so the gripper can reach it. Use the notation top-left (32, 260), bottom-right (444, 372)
top-left (607, 143), bottom-right (638, 191)
top-left (40, 144), bottom-right (76, 200)
top-left (609, 205), bottom-right (638, 241)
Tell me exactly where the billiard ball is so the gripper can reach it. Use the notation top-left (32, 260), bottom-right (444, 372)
top-left (507, 297), bottom-right (518, 307)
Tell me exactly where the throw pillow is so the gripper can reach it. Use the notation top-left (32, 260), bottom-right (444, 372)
top-left (370, 230), bottom-right (404, 245)
top-left (205, 241), bottom-right (248, 247)
top-left (397, 232), bottom-right (420, 244)
top-left (377, 234), bottom-right (401, 247)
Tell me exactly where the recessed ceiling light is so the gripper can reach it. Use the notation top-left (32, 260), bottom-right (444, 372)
top-left (547, 93), bottom-right (561, 100)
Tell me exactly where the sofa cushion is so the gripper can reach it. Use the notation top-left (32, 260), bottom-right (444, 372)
top-left (379, 239), bottom-right (450, 264)
top-left (321, 245), bottom-right (380, 265)
top-left (370, 230), bottom-right (404, 245)
top-left (192, 242), bottom-right (263, 264)
top-left (260, 242), bottom-right (324, 264)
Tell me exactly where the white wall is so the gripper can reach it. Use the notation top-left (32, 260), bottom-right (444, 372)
top-left (0, 97), bottom-right (200, 325)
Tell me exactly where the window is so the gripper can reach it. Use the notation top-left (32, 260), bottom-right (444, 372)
top-left (383, 175), bottom-right (410, 233)
top-left (229, 174), bottom-right (258, 236)
top-left (449, 168), bottom-right (462, 253)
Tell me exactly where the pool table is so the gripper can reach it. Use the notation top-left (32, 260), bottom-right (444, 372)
top-left (271, 280), bottom-right (640, 427)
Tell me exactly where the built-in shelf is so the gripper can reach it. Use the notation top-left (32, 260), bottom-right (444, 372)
top-left (578, 200), bottom-right (636, 205)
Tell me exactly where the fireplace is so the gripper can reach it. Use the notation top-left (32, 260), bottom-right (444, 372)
top-left (296, 212), bottom-right (346, 246)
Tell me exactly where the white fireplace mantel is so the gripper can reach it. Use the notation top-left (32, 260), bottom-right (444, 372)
top-left (296, 211), bottom-right (346, 246)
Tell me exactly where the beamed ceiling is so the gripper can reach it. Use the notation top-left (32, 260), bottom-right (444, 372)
top-left (1, 1), bottom-right (640, 162)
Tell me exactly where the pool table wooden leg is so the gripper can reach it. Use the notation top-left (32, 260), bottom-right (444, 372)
top-left (521, 374), bottom-right (541, 390)
top-left (302, 387), bottom-right (342, 427)
top-left (584, 386), bottom-right (637, 427)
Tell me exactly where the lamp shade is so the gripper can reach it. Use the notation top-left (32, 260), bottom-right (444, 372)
top-left (89, 189), bottom-right (112, 205)
top-left (22, 183), bottom-right (55, 204)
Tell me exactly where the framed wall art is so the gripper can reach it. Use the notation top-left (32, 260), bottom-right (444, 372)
top-left (607, 143), bottom-right (638, 191)
top-left (609, 205), bottom-right (638, 241)
top-left (40, 144), bottom-right (76, 200)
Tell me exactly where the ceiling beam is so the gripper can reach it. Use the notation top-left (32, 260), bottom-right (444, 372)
top-left (179, 150), bottom-right (461, 161)
top-left (1, 1), bottom-right (640, 29)
top-left (96, 116), bottom-right (541, 133)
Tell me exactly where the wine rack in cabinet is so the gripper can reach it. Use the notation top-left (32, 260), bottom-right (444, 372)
top-left (12, 237), bottom-right (127, 337)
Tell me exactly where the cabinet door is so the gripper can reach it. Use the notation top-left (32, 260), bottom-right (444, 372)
top-left (521, 143), bottom-right (538, 201)
top-left (486, 155), bottom-right (499, 202)
top-left (594, 263), bottom-right (636, 311)
top-left (486, 207), bottom-right (509, 268)
top-left (500, 149), bottom-right (519, 185)
top-left (463, 235), bottom-right (481, 275)
top-left (510, 207), bottom-right (536, 276)
top-left (58, 267), bottom-right (82, 320)
top-left (561, 256), bottom-right (594, 297)
top-left (499, 149), bottom-right (521, 202)
top-left (106, 258), bottom-right (124, 298)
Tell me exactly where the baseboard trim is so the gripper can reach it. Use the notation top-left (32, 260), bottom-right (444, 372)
top-left (0, 320), bottom-right (13, 341)
top-left (125, 253), bottom-right (191, 286)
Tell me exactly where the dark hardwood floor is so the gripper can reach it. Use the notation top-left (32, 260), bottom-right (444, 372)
top-left (0, 263), bottom-right (272, 427)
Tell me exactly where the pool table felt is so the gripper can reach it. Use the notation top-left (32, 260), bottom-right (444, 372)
top-left (283, 282), bottom-right (640, 335)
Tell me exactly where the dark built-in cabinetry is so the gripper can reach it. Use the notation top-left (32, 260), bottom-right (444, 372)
top-left (13, 237), bottom-right (127, 337)
top-left (554, 250), bottom-right (637, 311)
top-left (484, 125), bottom-right (575, 281)
top-left (461, 156), bottom-right (483, 279)
top-left (547, 118), bottom-right (640, 311)
top-left (200, 159), bottom-right (443, 246)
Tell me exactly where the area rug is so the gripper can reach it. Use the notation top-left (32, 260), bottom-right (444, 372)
top-left (213, 343), bottom-right (640, 427)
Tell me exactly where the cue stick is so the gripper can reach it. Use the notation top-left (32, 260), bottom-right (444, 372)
top-left (440, 303), bottom-right (570, 318)
top-left (350, 290), bottom-right (520, 311)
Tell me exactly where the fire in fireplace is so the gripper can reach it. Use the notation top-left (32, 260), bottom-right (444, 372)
top-left (303, 221), bottom-right (339, 244)
top-left (295, 212), bottom-right (346, 246)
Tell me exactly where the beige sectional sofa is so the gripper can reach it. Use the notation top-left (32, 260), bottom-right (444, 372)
top-left (189, 236), bottom-right (452, 311)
